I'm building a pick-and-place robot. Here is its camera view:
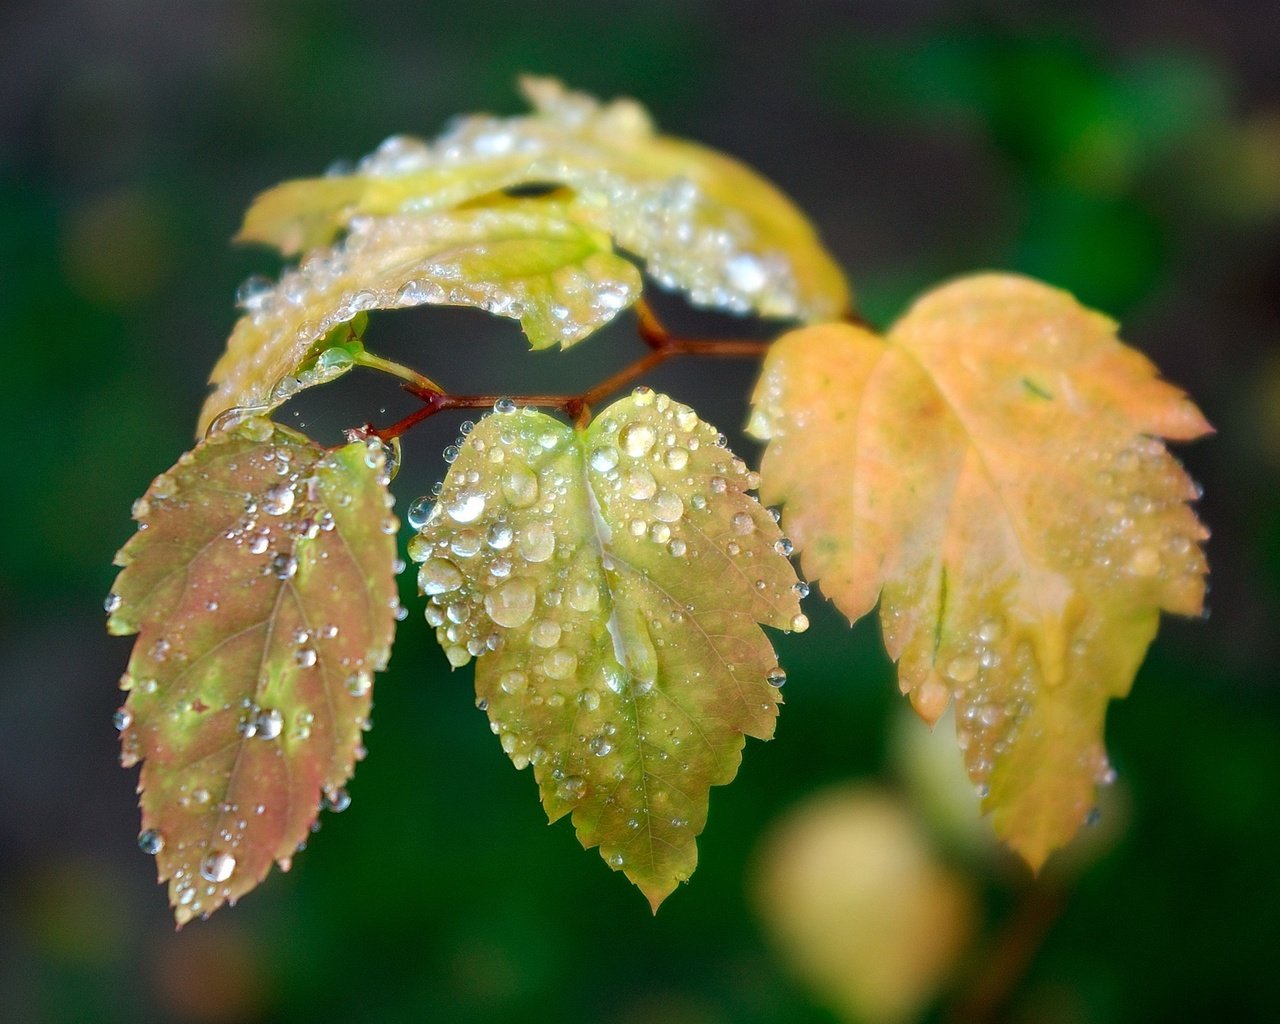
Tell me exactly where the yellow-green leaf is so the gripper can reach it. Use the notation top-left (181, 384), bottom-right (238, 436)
top-left (107, 421), bottom-right (399, 923)
top-left (239, 76), bottom-right (849, 324)
top-left (198, 198), bottom-right (641, 436)
top-left (748, 273), bottom-right (1210, 870)
top-left (411, 391), bottom-right (805, 909)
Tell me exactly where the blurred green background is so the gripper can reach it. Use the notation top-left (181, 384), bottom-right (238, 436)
top-left (2, 2), bottom-right (1279, 1022)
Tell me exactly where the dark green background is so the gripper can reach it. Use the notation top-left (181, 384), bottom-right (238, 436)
top-left (2, 2), bottom-right (1278, 1022)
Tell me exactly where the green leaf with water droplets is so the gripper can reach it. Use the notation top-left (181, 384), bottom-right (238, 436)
top-left (748, 273), bottom-right (1210, 870)
top-left (107, 421), bottom-right (399, 924)
top-left (239, 77), bottom-right (848, 323)
top-left (198, 197), bottom-right (642, 436)
top-left (411, 391), bottom-right (805, 910)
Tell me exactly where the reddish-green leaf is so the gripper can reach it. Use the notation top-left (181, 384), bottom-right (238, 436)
top-left (749, 274), bottom-right (1210, 869)
top-left (107, 421), bottom-right (399, 923)
top-left (410, 391), bottom-right (804, 909)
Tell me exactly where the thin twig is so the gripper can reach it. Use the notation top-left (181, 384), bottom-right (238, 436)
top-left (366, 303), bottom-right (770, 441)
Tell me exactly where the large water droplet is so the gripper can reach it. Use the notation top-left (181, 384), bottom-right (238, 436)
top-left (500, 465), bottom-right (539, 508)
top-left (590, 445), bottom-right (620, 472)
top-left (406, 496), bottom-right (434, 530)
top-left (619, 422), bottom-right (656, 458)
top-left (530, 619), bottom-right (562, 648)
top-left (263, 483), bottom-right (295, 516)
top-left (200, 850), bottom-right (236, 883)
top-left (447, 490), bottom-right (487, 523)
top-left (484, 578), bottom-right (537, 628)
top-left (138, 829), bottom-right (165, 855)
top-left (652, 491), bottom-right (683, 523)
top-left (517, 522), bottom-right (556, 562)
top-left (419, 557), bottom-right (463, 595)
top-left (626, 469), bottom-right (657, 500)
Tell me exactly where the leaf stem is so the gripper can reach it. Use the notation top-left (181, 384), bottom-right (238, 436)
top-left (368, 302), bottom-right (770, 441)
top-left (354, 350), bottom-right (446, 394)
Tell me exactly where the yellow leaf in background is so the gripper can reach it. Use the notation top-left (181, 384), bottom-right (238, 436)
top-left (411, 391), bottom-right (804, 909)
top-left (197, 198), bottom-right (641, 435)
top-left (753, 785), bottom-right (975, 1024)
top-left (749, 274), bottom-right (1210, 869)
top-left (239, 76), bottom-right (849, 324)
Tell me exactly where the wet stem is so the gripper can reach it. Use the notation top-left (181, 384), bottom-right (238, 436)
top-left (364, 299), bottom-right (773, 440)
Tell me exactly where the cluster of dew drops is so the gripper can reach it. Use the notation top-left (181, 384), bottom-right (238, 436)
top-left (223, 76), bottom-right (812, 400)
top-left (106, 417), bottom-right (404, 921)
top-left (403, 388), bottom-right (809, 705)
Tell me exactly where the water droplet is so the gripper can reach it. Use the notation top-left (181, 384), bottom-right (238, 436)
top-left (151, 473), bottom-right (177, 500)
top-left (590, 445), bottom-right (620, 472)
top-left (774, 537), bottom-right (794, 556)
top-left (236, 274), bottom-right (274, 309)
top-left (577, 688), bottom-right (601, 711)
top-left (346, 669), bottom-right (373, 697)
top-left (500, 670), bottom-right (528, 695)
top-left (626, 468), bottom-right (657, 500)
top-left (406, 496), bottom-right (434, 529)
top-left (652, 491), bottom-right (683, 522)
top-left (322, 787), bottom-right (351, 813)
top-left (113, 707), bottom-right (132, 731)
top-left (766, 667), bottom-right (787, 687)
top-left (450, 529), bottom-right (483, 558)
top-left (255, 708), bottom-right (284, 739)
top-left (568, 578), bottom-right (600, 612)
top-left (793, 582), bottom-right (810, 599)
top-left (262, 483), bottom-right (295, 516)
top-left (731, 512), bottom-right (754, 535)
top-left (589, 734), bottom-right (613, 757)
top-left (945, 655), bottom-right (980, 684)
top-left (419, 557), bottom-right (463, 595)
top-left (543, 648), bottom-right (577, 679)
top-left (667, 538), bottom-right (687, 557)
top-left (199, 850), bottom-right (236, 883)
top-left (137, 829), bottom-right (165, 855)
top-left (494, 397), bottom-right (517, 414)
top-left (530, 619), bottom-right (562, 648)
top-left (103, 593), bottom-right (122, 614)
top-left (447, 490), bottom-right (487, 522)
top-left (517, 522), bottom-right (556, 562)
top-left (790, 613), bottom-right (809, 633)
top-left (619, 422), bottom-right (656, 458)
top-left (270, 553), bottom-right (299, 580)
top-left (663, 448), bottom-right (689, 471)
top-left (485, 578), bottom-right (537, 628)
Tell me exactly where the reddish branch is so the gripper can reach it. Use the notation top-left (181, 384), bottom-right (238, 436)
top-left (369, 300), bottom-right (771, 439)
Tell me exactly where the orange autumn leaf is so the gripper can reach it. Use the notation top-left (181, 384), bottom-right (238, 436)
top-left (749, 274), bottom-right (1211, 869)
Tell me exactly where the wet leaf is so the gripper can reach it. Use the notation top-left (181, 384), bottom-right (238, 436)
top-left (198, 198), bottom-right (641, 435)
top-left (749, 273), bottom-right (1210, 869)
top-left (240, 76), bottom-right (848, 324)
top-left (411, 391), bottom-right (804, 909)
top-left (107, 421), bottom-right (398, 923)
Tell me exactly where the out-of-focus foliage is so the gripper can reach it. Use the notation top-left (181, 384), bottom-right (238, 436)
top-left (753, 785), bottom-right (975, 1024)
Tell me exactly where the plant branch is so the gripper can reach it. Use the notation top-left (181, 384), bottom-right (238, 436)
top-left (367, 301), bottom-right (770, 441)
